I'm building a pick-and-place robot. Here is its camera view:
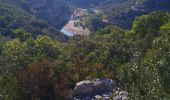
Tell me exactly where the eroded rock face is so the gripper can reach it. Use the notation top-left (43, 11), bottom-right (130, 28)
top-left (72, 78), bottom-right (116, 99)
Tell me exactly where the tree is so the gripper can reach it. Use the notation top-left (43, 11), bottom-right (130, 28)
top-left (17, 60), bottom-right (70, 100)
top-left (17, 60), bottom-right (56, 100)
top-left (86, 15), bottom-right (104, 32)
top-left (34, 35), bottom-right (60, 59)
top-left (132, 11), bottom-right (170, 38)
top-left (12, 28), bottom-right (31, 42)
top-left (3, 39), bottom-right (30, 68)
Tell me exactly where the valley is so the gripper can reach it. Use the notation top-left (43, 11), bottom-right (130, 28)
top-left (61, 7), bottom-right (107, 36)
top-left (2, 0), bottom-right (170, 37)
top-left (1, 0), bottom-right (170, 100)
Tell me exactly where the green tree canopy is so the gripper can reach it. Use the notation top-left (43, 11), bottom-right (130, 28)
top-left (132, 11), bottom-right (170, 38)
top-left (12, 28), bottom-right (31, 42)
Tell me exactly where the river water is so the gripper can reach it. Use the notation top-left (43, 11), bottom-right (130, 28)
top-left (60, 28), bottom-right (74, 36)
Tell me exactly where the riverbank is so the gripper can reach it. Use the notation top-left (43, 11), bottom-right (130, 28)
top-left (61, 8), bottom-right (91, 36)
top-left (62, 20), bottom-right (90, 36)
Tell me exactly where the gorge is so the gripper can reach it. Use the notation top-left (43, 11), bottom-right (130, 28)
top-left (1, 0), bottom-right (170, 100)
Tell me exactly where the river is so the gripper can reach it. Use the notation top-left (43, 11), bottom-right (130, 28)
top-left (60, 8), bottom-right (90, 36)
top-left (61, 28), bottom-right (74, 36)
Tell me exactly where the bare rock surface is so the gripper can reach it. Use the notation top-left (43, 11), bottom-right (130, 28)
top-left (71, 78), bottom-right (128, 100)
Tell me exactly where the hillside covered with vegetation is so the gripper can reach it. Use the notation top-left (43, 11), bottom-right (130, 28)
top-left (98, 0), bottom-right (170, 28)
top-left (1, 0), bottom-right (170, 37)
top-left (0, 10), bottom-right (170, 99)
top-left (0, 0), bottom-right (70, 40)
top-left (61, 0), bottom-right (170, 33)
top-left (1, 0), bottom-right (170, 100)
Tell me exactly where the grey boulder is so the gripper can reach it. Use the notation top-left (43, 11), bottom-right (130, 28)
top-left (72, 78), bottom-right (115, 98)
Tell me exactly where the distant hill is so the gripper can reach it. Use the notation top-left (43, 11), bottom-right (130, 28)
top-left (64, 0), bottom-right (106, 8)
top-left (64, 0), bottom-right (170, 29)
top-left (1, 0), bottom-right (170, 37)
top-left (100, 0), bottom-right (170, 28)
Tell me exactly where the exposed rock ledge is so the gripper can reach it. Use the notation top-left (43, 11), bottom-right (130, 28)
top-left (71, 78), bottom-right (128, 100)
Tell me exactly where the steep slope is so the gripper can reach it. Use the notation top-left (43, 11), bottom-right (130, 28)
top-left (63, 0), bottom-right (170, 30)
top-left (1, 0), bottom-right (170, 37)
top-left (0, 0), bottom-right (31, 35)
top-left (101, 0), bottom-right (170, 28)
top-left (26, 0), bottom-right (71, 29)
top-left (0, 0), bottom-right (70, 40)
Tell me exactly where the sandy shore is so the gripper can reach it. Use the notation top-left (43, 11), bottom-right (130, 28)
top-left (63, 20), bottom-right (90, 36)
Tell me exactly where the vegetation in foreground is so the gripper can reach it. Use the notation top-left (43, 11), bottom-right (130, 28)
top-left (0, 11), bottom-right (170, 100)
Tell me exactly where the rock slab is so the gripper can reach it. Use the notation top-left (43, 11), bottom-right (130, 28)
top-left (72, 78), bottom-right (115, 99)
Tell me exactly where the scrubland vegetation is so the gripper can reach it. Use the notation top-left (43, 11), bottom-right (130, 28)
top-left (1, 11), bottom-right (170, 100)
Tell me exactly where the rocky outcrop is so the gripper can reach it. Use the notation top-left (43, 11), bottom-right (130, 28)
top-left (72, 78), bottom-right (128, 100)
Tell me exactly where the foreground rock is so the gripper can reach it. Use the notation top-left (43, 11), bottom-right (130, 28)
top-left (71, 78), bottom-right (128, 100)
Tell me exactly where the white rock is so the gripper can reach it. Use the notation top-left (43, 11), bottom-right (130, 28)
top-left (94, 95), bottom-right (102, 100)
